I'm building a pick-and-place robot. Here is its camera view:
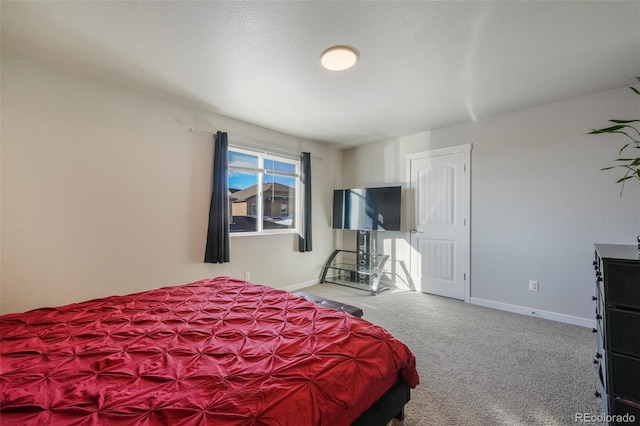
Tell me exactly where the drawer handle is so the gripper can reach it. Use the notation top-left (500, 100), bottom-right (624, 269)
top-left (593, 359), bottom-right (599, 365)
top-left (592, 328), bottom-right (597, 333)
top-left (595, 391), bottom-right (601, 398)
top-left (595, 352), bottom-right (602, 359)
top-left (596, 314), bottom-right (602, 320)
top-left (592, 296), bottom-right (597, 301)
top-left (597, 277), bottom-right (602, 283)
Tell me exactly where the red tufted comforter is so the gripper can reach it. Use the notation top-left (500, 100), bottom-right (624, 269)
top-left (0, 277), bottom-right (418, 425)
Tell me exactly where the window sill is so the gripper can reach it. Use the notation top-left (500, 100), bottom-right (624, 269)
top-left (230, 229), bottom-right (299, 237)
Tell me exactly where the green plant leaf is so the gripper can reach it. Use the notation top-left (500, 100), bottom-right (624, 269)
top-left (588, 125), bottom-right (640, 139)
top-left (589, 76), bottom-right (640, 196)
top-left (589, 128), bottom-right (639, 142)
top-left (588, 124), bottom-right (628, 133)
top-left (618, 143), bottom-right (631, 155)
top-left (615, 175), bottom-right (634, 183)
top-left (609, 119), bottom-right (640, 124)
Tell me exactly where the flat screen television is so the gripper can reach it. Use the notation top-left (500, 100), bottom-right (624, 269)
top-left (332, 186), bottom-right (402, 231)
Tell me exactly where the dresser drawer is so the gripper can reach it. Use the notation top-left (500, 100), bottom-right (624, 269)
top-left (609, 309), bottom-right (640, 357)
top-left (605, 262), bottom-right (640, 308)
top-left (611, 353), bottom-right (640, 404)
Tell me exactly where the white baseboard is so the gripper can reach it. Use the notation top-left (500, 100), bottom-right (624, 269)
top-left (470, 297), bottom-right (596, 329)
top-left (281, 279), bottom-right (320, 293)
top-left (280, 283), bottom-right (596, 329)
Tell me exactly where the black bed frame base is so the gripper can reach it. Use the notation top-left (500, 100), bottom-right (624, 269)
top-left (351, 379), bottom-right (410, 426)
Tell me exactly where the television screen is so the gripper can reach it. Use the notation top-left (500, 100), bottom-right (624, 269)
top-left (332, 186), bottom-right (401, 231)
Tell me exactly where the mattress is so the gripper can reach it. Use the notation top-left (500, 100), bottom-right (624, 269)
top-left (0, 277), bottom-right (418, 425)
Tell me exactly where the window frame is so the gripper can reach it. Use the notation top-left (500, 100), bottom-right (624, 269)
top-left (228, 145), bottom-right (300, 237)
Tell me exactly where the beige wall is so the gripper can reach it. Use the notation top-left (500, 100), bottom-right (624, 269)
top-left (1, 54), bottom-right (342, 314)
top-left (3, 51), bottom-right (638, 324)
top-left (341, 87), bottom-right (640, 324)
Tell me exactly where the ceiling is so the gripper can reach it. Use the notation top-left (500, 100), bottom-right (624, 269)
top-left (2, 1), bottom-right (639, 147)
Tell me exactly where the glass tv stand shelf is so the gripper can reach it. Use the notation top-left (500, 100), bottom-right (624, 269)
top-left (320, 249), bottom-right (390, 295)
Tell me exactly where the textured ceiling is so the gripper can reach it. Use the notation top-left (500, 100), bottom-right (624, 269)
top-left (2, 1), bottom-right (639, 147)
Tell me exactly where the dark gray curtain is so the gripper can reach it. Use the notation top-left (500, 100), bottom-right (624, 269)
top-left (299, 152), bottom-right (312, 252)
top-left (204, 131), bottom-right (230, 263)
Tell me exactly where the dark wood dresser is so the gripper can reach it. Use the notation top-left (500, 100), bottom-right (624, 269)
top-left (593, 244), bottom-right (640, 423)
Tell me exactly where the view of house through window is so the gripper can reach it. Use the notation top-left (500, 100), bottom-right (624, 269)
top-left (228, 147), bottom-right (299, 234)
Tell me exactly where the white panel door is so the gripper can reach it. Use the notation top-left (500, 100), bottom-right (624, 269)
top-left (408, 146), bottom-right (470, 301)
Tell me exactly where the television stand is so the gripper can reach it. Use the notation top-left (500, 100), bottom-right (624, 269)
top-left (320, 230), bottom-right (390, 295)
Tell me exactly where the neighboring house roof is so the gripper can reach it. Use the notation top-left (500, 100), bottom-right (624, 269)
top-left (231, 182), bottom-right (294, 202)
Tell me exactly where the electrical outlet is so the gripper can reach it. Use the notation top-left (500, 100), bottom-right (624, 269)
top-left (244, 272), bottom-right (251, 281)
top-left (529, 280), bottom-right (539, 292)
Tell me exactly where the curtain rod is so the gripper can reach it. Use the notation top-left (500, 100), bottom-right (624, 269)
top-left (189, 127), bottom-right (323, 160)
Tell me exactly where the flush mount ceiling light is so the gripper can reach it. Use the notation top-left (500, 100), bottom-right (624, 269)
top-left (321, 45), bottom-right (359, 71)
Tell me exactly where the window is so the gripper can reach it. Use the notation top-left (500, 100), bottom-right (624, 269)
top-left (228, 146), bottom-right (299, 235)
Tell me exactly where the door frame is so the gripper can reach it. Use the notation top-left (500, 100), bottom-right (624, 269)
top-left (406, 143), bottom-right (472, 302)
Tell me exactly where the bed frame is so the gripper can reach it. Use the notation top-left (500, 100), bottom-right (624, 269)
top-left (353, 379), bottom-right (410, 426)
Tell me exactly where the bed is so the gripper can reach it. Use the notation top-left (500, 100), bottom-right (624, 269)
top-left (0, 276), bottom-right (419, 425)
